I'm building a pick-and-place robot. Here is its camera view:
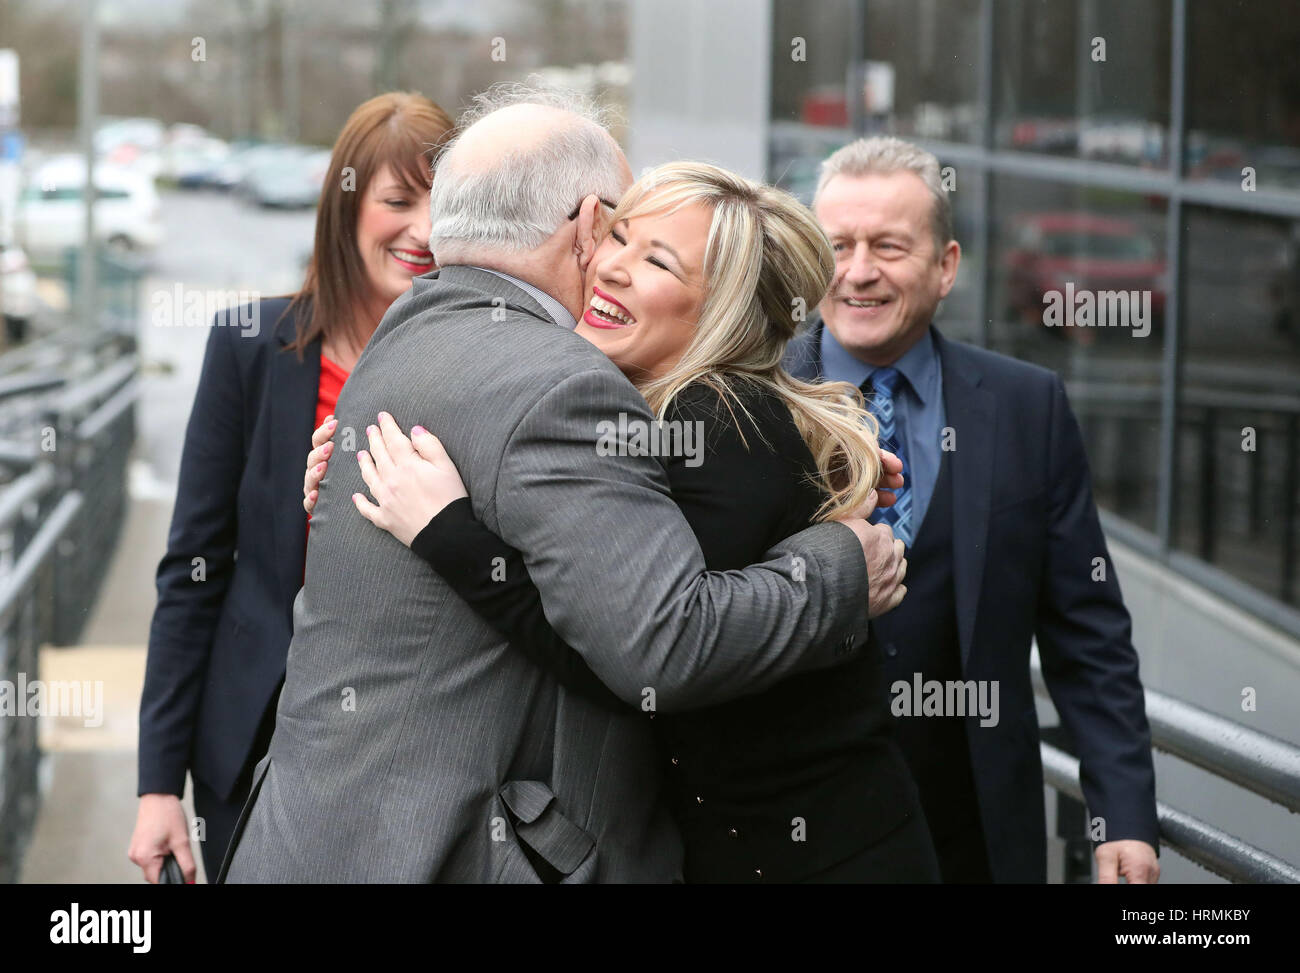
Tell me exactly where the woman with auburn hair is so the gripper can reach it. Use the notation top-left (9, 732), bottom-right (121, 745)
top-left (305, 161), bottom-right (940, 882)
top-left (129, 91), bottom-right (454, 883)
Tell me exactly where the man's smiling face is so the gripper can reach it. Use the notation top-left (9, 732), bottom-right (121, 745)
top-left (815, 170), bottom-right (960, 367)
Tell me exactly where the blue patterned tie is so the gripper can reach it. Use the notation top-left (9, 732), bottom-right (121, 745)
top-left (863, 367), bottom-right (914, 548)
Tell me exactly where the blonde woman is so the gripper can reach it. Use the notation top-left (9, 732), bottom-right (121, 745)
top-left (304, 162), bottom-right (939, 883)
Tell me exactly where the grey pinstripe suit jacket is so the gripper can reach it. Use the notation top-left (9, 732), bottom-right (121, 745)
top-left (220, 266), bottom-right (874, 883)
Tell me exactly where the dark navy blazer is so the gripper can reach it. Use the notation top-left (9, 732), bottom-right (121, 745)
top-left (785, 318), bottom-right (1160, 882)
top-left (138, 297), bottom-right (320, 802)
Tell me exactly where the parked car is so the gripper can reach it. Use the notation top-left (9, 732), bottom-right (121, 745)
top-left (1, 242), bottom-right (38, 342)
top-left (96, 117), bottom-right (167, 182)
top-left (1003, 211), bottom-right (1167, 338)
top-left (165, 137), bottom-right (232, 188)
top-left (96, 117), bottom-right (165, 156)
top-left (209, 142), bottom-right (296, 192)
top-left (15, 159), bottom-right (163, 261)
top-left (243, 147), bottom-right (330, 208)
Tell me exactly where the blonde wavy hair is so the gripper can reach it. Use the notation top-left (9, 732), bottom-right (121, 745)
top-left (616, 161), bottom-right (883, 522)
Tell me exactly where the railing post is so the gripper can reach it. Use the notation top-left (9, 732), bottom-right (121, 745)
top-left (1042, 724), bottom-right (1093, 883)
top-left (42, 400), bottom-right (79, 647)
top-left (1282, 412), bottom-right (1298, 605)
top-left (1199, 405), bottom-right (1217, 562)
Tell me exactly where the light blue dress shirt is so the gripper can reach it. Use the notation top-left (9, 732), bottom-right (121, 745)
top-left (818, 324), bottom-right (947, 533)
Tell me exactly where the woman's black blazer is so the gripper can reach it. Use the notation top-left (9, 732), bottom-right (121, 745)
top-left (138, 297), bottom-right (320, 802)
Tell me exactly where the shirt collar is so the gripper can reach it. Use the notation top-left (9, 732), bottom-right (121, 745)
top-left (818, 319), bottom-right (873, 388)
top-left (473, 267), bottom-right (578, 331)
top-left (818, 321), bottom-right (938, 404)
top-left (884, 327), bottom-right (939, 405)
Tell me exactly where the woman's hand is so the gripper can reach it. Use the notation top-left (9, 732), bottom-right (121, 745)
top-left (303, 415), bottom-right (338, 515)
top-left (353, 411), bottom-right (468, 546)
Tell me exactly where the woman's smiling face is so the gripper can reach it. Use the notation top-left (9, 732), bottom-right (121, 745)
top-left (356, 163), bottom-right (435, 308)
top-left (575, 199), bottom-right (712, 382)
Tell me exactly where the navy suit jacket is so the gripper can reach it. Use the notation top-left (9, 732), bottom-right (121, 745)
top-left (138, 297), bottom-right (320, 802)
top-left (785, 318), bottom-right (1159, 882)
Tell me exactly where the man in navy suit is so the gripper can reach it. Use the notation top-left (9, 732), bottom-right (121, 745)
top-left (784, 136), bottom-right (1160, 883)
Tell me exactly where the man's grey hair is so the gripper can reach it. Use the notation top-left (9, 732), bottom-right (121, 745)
top-left (428, 81), bottom-right (626, 261)
top-left (813, 136), bottom-right (953, 254)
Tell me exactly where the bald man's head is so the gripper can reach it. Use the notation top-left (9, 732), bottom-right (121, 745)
top-left (427, 88), bottom-right (631, 262)
top-left (444, 103), bottom-right (626, 182)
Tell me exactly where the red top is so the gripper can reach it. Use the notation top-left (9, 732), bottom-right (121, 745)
top-left (316, 352), bottom-right (349, 429)
top-left (306, 352), bottom-right (351, 564)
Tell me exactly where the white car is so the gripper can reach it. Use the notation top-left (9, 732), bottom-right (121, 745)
top-left (15, 159), bottom-right (163, 261)
top-left (1, 243), bottom-right (38, 341)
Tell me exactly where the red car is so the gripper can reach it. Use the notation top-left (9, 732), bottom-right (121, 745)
top-left (1004, 212), bottom-right (1167, 340)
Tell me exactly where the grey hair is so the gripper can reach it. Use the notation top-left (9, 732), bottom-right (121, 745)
top-left (427, 81), bottom-right (626, 260)
top-left (813, 136), bottom-right (953, 254)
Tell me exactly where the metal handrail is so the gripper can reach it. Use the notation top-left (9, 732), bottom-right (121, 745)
top-left (76, 378), bottom-right (138, 440)
top-left (0, 463), bottom-right (55, 528)
top-left (0, 371), bottom-right (67, 403)
top-left (1032, 659), bottom-right (1300, 882)
top-left (50, 355), bottom-right (136, 416)
top-left (1144, 691), bottom-right (1300, 813)
top-left (1031, 662), bottom-right (1300, 813)
top-left (0, 319), bottom-right (139, 884)
top-left (0, 491), bottom-right (82, 627)
top-left (0, 440), bottom-right (41, 471)
top-left (1042, 744), bottom-right (1300, 884)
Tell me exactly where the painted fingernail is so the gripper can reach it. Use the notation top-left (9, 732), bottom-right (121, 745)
top-left (367, 425), bottom-right (377, 435)
top-left (326, 419), bottom-right (337, 429)
top-left (411, 426), bottom-right (426, 436)
top-left (315, 463), bottom-right (326, 473)
top-left (378, 412), bottom-right (390, 421)
top-left (322, 442), bottom-right (333, 455)
top-left (358, 450), bottom-right (368, 460)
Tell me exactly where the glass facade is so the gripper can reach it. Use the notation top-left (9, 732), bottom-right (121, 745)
top-left (994, 0), bottom-right (1170, 167)
top-left (1173, 207), bottom-right (1300, 606)
top-left (989, 175), bottom-right (1166, 532)
top-left (863, 0), bottom-right (982, 144)
top-left (768, 0), bottom-right (1300, 632)
top-left (769, 0), bottom-right (855, 203)
top-left (1186, 2), bottom-right (1300, 193)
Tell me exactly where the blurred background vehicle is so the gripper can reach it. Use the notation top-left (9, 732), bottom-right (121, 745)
top-left (95, 116), bottom-right (165, 181)
top-left (15, 157), bottom-right (162, 263)
top-left (207, 141), bottom-right (291, 192)
top-left (1003, 212), bottom-right (1167, 332)
top-left (0, 241), bottom-right (37, 342)
top-left (239, 145), bottom-right (328, 208)
top-left (160, 125), bottom-right (232, 188)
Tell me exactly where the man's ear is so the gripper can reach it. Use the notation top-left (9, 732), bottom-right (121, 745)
top-left (937, 240), bottom-right (961, 300)
top-left (573, 193), bottom-right (603, 272)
